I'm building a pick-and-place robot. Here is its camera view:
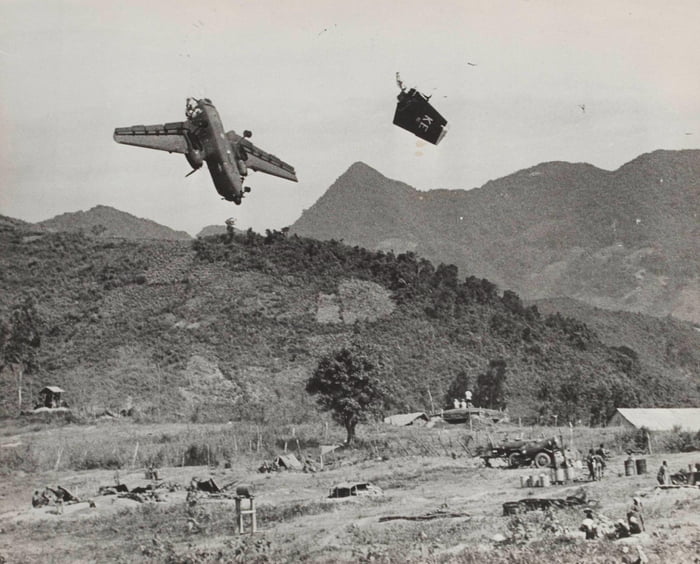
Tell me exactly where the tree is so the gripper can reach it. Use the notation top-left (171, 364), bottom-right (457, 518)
top-left (306, 344), bottom-right (392, 443)
top-left (0, 297), bottom-right (42, 410)
top-left (444, 369), bottom-right (471, 408)
top-left (474, 359), bottom-right (507, 410)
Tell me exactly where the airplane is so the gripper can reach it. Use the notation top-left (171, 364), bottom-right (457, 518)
top-left (392, 73), bottom-right (448, 145)
top-left (113, 97), bottom-right (298, 204)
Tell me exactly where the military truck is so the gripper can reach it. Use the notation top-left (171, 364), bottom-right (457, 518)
top-left (481, 436), bottom-right (560, 468)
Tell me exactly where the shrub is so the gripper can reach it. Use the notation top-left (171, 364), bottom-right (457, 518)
top-left (183, 443), bottom-right (217, 466)
top-left (653, 427), bottom-right (700, 453)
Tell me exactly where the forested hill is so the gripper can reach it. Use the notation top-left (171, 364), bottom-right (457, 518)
top-left (290, 150), bottom-right (700, 324)
top-left (1, 221), bottom-right (698, 423)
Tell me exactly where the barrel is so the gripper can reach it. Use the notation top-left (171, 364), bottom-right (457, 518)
top-left (564, 466), bottom-right (575, 482)
top-left (635, 459), bottom-right (647, 475)
top-left (624, 459), bottom-right (635, 476)
top-left (540, 474), bottom-right (550, 487)
top-left (554, 468), bottom-right (565, 484)
top-left (235, 484), bottom-right (255, 498)
top-left (520, 476), bottom-right (526, 488)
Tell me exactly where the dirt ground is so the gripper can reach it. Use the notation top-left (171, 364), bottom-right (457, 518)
top-left (1, 428), bottom-right (699, 563)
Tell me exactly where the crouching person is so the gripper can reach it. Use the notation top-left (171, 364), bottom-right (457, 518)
top-left (579, 508), bottom-right (598, 540)
top-left (627, 497), bottom-right (645, 534)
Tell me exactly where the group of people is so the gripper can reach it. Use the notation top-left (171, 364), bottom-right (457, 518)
top-left (585, 444), bottom-right (608, 481)
top-left (579, 497), bottom-right (645, 540)
top-left (452, 391), bottom-right (473, 410)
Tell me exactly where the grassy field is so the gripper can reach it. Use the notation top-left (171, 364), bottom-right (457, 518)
top-left (1, 420), bottom-right (699, 563)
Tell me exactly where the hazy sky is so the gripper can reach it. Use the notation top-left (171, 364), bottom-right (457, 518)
top-left (1, 0), bottom-right (698, 236)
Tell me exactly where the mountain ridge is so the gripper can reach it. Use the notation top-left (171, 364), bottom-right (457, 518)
top-left (291, 150), bottom-right (700, 323)
top-left (36, 205), bottom-right (192, 241)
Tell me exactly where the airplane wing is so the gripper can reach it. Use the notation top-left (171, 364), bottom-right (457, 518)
top-left (113, 122), bottom-right (192, 154)
top-left (227, 132), bottom-right (298, 182)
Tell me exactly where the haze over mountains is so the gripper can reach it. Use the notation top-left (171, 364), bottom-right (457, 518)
top-left (7, 149), bottom-right (698, 327)
top-left (291, 150), bottom-right (700, 324)
top-left (36, 205), bottom-right (191, 241)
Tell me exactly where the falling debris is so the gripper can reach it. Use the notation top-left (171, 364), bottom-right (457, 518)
top-left (393, 73), bottom-right (449, 145)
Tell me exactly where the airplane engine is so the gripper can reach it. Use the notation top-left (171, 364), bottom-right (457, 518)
top-left (185, 149), bottom-right (204, 171)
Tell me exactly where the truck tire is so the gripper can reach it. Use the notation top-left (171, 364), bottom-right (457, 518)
top-left (508, 452), bottom-right (521, 468)
top-left (535, 452), bottom-right (551, 468)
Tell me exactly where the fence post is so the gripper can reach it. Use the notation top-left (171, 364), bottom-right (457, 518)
top-left (54, 447), bottom-right (63, 471)
top-left (131, 442), bottom-right (140, 468)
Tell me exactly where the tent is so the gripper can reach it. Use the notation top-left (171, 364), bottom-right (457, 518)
top-left (274, 453), bottom-right (303, 470)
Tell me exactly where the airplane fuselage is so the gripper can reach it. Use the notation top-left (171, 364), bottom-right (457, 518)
top-left (113, 97), bottom-right (297, 205)
top-left (191, 100), bottom-right (245, 203)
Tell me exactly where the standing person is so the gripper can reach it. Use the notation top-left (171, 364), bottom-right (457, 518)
top-left (657, 460), bottom-right (670, 485)
top-left (586, 449), bottom-right (596, 480)
top-left (592, 451), bottom-right (605, 480)
top-left (595, 444), bottom-right (608, 475)
top-left (465, 390), bottom-right (473, 407)
top-left (453, 398), bottom-right (460, 409)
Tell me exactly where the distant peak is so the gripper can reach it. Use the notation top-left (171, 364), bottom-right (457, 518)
top-left (90, 204), bottom-right (119, 212)
top-left (342, 161), bottom-right (385, 178)
top-left (347, 161), bottom-right (377, 172)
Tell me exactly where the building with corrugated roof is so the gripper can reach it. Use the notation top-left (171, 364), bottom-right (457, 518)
top-left (608, 408), bottom-right (700, 431)
top-left (383, 412), bottom-right (429, 426)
